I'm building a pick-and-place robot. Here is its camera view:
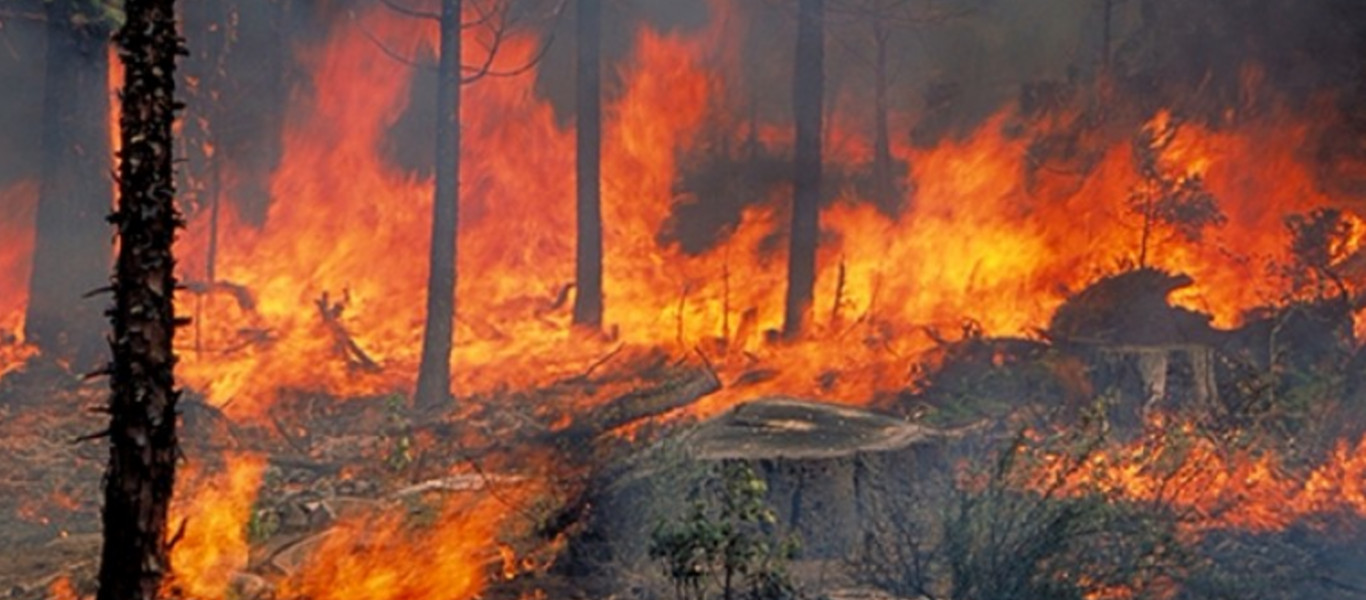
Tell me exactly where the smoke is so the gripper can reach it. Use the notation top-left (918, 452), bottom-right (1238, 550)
top-left (0, 0), bottom-right (48, 190)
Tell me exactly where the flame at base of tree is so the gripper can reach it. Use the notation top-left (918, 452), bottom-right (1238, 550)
top-left (166, 454), bottom-right (267, 600)
top-left (156, 6), bottom-right (1363, 422)
top-left (2, 2), bottom-right (1366, 600)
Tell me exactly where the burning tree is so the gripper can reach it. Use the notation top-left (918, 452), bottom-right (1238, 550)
top-left (784, 0), bottom-right (824, 338)
top-left (826, 0), bottom-right (969, 213)
top-left (1127, 113), bottom-right (1226, 268)
top-left (381, 0), bottom-right (562, 410)
top-left (26, 0), bottom-right (119, 370)
top-left (574, 0), bottom-right (603, 328)
top-left (96, 0), bottom-right (185, 598)
top-left (412, 0), bottom-right (465, 412)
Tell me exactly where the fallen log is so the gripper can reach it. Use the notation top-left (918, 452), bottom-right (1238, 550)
top-left (180, 279), bottom-right (258, 312)
top-left (557, 365), bottom-right (721, 443)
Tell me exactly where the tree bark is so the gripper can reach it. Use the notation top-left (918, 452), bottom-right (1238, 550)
top-left (26, 0), bottom-right (114, 370)
top-left (783, 0), bottom-right (824, 339)
top-left (871, 21), bottom-right (895, 213)
top-left (97, 0), bottom-right (183, 598)
top-left (573, 0), bottom-right (603, 328)
top-left (415, 0), bottom-right (462, 411)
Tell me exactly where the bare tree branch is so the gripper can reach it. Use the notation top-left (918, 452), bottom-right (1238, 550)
top-left (379, 0), bottom-right (441, 21)
top-left (461, 0), bottom-right (566, 83)
top-left (362, 0), bottom-right (565, 81)
top-left (353, 11), bottom-right (435, 70)
top-left (0, 9), bottom-right (46, 22)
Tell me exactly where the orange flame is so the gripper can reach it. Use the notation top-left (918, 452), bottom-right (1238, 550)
top-left (165, 11), bottom-right (1357, 421)
top-left (46, 575), bottom-right (83, 600)
top-left (281, 478), bottom-right (543, 600)
top-left (0, 179), bottom-right (38, 376)
top-left (167, 453), bottom-right (266, 600)
top-left (1038, 425), bottom-right (1366, 532)
top-left (3, 5), bottom-right (1366, 599)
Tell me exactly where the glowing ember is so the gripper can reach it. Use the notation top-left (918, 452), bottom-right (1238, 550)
top-left (47, 575), bottom-right (82, 600)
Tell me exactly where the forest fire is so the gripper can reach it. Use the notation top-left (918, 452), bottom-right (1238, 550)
top-left (0, 180), bottom-right (37, 379)
top-left (150, 6), bottom-right (1365, 422)
top-left (1032, 422), bottom-right (1366, 532)
top-left (3, 0), bottom-right (1366, 599)
top-left (167, 454), bottom-right (266, 600)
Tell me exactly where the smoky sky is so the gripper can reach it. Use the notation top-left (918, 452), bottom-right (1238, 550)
top-left (3, 0), bottom-right (1366, 225)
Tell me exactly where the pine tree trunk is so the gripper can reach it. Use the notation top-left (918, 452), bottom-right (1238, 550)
top-left (96, 0), bottom-right (183, 598)
top-left (26, 0), bottom-right (114, 370)
top-left (222, 0), bottom-right (287, 226)
top-left (783, 0), bottom-right (824, 338)
top-left (415, 0), bottom-right (462, 411)
top-left (871, 22), bottom-right (895, 213)
top-left (573, 0), bottom-right (603, 328)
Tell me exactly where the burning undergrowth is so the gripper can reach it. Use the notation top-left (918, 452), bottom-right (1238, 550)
top-left (3, 0), bottom-right (1366, 598)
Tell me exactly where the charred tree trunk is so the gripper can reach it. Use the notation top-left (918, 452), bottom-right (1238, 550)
top-left (783, 0), bottom-right (824, 339)
top-left (26, 0), bottom-right (114, 369)
top-left (573, 0), bottom-right (603, 328)
top-left (97, 0), bottom-right (183, 598)
top-left (415, 0), bottom-right (462, 411)
top-left (871, 21), bottom-right (895, 213)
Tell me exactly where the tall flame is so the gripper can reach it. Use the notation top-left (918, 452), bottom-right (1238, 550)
top-left (2, 4), bottom-right (1366, 600)
top-left (167, 453), bottom-right (266, 600)
top-left (0, 180), bottom-right (38, 377)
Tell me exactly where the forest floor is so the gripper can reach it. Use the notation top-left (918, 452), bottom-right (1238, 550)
top-left (0, 350), bottom-right (724, 600)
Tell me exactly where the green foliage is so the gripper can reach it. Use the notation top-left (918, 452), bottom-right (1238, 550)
top-left (902, 332), bottom-right (1069, 428)
top-left (942, 454), bottom-right (1190, 600)
top-left (861, 428), bottom-right (1200, 600)
top-left (246, 505), bottom-right (280, 544)
top-left (649, 461), bottom-right (799, 600)
top-left (382, 394), bottom-right (415, 472)
top-left (46, 0), bottom-right (125, 29)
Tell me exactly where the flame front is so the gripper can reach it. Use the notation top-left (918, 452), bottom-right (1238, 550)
top-left (167, 453), bottom-right (266, 600)
top-left (3, 3), bottom-right (1366, 600)
top-left (1035, 423), bottom-right (1366, 532)
top-left (280, 478), bottom-right (543, 600)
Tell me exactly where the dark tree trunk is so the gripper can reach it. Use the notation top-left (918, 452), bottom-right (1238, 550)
top-left (871, 21), bottom-right (895, 213)
top-left (180, 0), bottom-right (230, 355)
top-left (97, 0), bottom-right (183, 598)
top-left (26, 0), bottom-right (114, 370)
top-left (415, 0), bottom-right (462, 411)
top-left (1102, 0), bottom-right (1113, 72)
top-left (573, 0), bottom-right (603, 328)
top-left (783, 0), bottom-right (824, 339)
top-left (221, 0), bottom-right (288, 226)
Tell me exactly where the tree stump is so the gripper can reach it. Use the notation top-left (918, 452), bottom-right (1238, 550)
top-left (565, 397), bottom-right (954, 592)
